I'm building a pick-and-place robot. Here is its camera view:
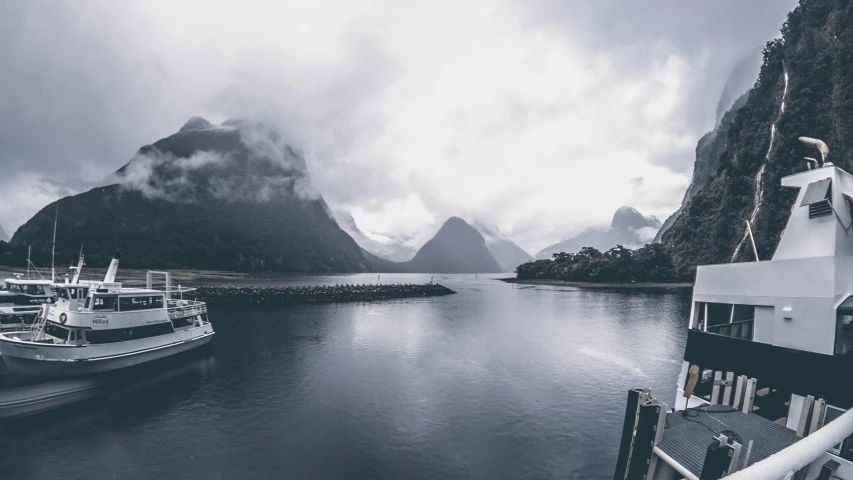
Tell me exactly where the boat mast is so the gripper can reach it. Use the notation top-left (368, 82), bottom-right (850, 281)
top-left (50, 202), bottom-right (59, 283)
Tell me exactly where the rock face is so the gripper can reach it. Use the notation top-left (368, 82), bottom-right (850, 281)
top-left (537, 207), bottom-right (661, 259)
top-left (473, 222), bottom-right (533, 272)
top-left (12, 118), bottom-right (371, 272)
top-left (661, 0), bottom-right (853, 276)
top-left (654, 92), bottom-right (750, 242)
top-left (0, 223), bottom-right (8, 242)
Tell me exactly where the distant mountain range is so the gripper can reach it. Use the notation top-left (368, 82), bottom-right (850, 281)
top-left (334, 213), bottom-right (417, 262)
top-left (0, 223), bottom-right (9, 242)
top-left (362, 217), bottom-right (528, 273)
top-left (536, 207), bottom-right (660, 259)
top-left (12, 117), bottom-right (371, 272)
top-left (472, 222), bottom-right (533, 272)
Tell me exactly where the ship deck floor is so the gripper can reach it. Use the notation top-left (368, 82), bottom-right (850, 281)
top-left (658, 405), bottom-right (801, 476)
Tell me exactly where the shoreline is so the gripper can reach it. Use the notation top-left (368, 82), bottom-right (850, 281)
top-left (499, 277), bottom-right (693, 291)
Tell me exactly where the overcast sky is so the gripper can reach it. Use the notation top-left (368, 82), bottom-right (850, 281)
top-left (0, 0), bottom-right (797, 253)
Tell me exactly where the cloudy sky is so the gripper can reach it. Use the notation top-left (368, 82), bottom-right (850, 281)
top-left (0, 0), bottom-right (797, 253)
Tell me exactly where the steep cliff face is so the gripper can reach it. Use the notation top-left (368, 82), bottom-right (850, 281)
top-left (662, 0), bottom-right (853, 275)
top-left (13, 118), bottom-right (371, 272)
top-left (655, 93), bottom-right (749, 242)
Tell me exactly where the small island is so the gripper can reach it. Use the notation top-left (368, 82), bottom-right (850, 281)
top-left (508, 244), bottom-right (692, 290)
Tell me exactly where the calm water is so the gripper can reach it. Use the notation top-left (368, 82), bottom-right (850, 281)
top-left (0, 274), bottom-right (690, 479)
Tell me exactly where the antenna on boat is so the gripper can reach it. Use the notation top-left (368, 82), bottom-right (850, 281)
top-left (50, 202), bottom-right (59, 283)
top-left (746, 220), bottom-right (759, 261)
top-left (799, 137), bottom-right (830, 167)
top-left (71, 244), bottom-right (84, 284)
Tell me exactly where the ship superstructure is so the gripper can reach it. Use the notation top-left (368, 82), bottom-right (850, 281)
top-left (615, 138), bottom-right (853, 479)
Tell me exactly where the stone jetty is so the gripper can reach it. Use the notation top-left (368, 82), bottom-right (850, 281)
top-left (192, 283), bottom-right (456, 305)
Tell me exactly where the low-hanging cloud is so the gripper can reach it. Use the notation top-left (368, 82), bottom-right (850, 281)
top-left (0, 0), bottom-right (798, 252)
top-left (114, 121), bottom-right (319, 203)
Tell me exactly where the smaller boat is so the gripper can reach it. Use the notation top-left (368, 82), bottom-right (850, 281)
top-left (0, 254), bottom-right (214, 377)
top-left (0, 276), bottom-right (55, 331)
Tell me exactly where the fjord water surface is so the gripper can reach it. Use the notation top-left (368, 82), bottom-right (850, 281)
top-left (0, 274), bottom-right (690, 479)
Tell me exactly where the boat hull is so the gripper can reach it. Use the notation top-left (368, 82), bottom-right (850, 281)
top-left (0, 329), bottom-right (214, 377)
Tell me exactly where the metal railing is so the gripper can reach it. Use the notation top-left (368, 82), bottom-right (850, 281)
top-left (166, 300), bottom-right (207, 320)
top-left (707, 319), bottom-right (754, 340)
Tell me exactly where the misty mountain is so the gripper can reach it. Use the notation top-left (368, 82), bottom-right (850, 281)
top-left (12, 117), bottom-right (371, 272)
top-left (0, 223), bottom-right (9, 242)
top-left (335, 213), bottom-right (416, 262)
top-left (654, 92), bottom-right (750, 242)
top-left (661, 0), bottom-right (853, 276)
top-left (537, 207), bottom-right (661, 259)
top-left (472, 222), bottom-right (533, 272)
top-left (367, 217), bottom-right (503, 273)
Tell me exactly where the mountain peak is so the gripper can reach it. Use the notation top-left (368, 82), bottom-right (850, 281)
top-left (611, 206), bottom-right (659, 230)
top-left (178, 116), bottom-right (215, 132)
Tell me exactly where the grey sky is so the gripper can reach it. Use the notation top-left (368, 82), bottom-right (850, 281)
top-left (0, 0), bottom-right (797, 252)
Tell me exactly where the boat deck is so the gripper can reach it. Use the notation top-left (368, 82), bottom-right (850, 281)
top-left (658, 405), bottom-right (801, 476)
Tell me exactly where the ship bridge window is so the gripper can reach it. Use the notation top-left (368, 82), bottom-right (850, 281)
top-left (836, 297), bottom-right (853, 355)
top-left (801, 178), bottom-right (833, 218)
top-left (22, 285), bottom-right (46, 296)
top-left (93, 296), bottom-right (117, 311)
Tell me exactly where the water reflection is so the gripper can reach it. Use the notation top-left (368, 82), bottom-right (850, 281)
top-left (0, 275), bottom-right (691, 479)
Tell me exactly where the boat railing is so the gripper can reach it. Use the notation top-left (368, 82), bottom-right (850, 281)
top-left (166, 299), bottom-right (207, 320)
top-left (706, 319), bottom-right (754, 340)
top-left (728, 406), bottom-right (853, 479)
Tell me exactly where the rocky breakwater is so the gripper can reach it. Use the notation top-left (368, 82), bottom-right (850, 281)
top-left (193, 283), bottom-right (456, 305)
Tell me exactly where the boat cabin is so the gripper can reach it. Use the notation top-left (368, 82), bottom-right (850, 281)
top-left (616, 139), bottom-right (853, 479)
top-left (37, 283), bottom-right (207, 347)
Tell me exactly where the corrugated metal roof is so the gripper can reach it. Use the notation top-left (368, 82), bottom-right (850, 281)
top-left (657, 405), bottom-right (801, 476)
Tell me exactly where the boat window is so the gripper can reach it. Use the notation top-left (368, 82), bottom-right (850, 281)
top-left (732, 304), bottom-right (755, 322)
top-left (93, 296), bottom-right (117, 311)
top-left (44, 322), bottom-right (69, 341)
top-left (119, 296), bottom-right (164, 312)
top-left (85, 296), bottom-right (91, 309)
top-left (836, 298), bottom-right (853, 355)
top-left (56, 288), bottom-right (69, 300)
top-left (0, 315), bottom-right (26, 325)
top-left (26, 285), bottom-right (45, 296)
top-left (705, 303), bottom-right (731, 328)
top-left (88, 322), bottom-right (174, 344)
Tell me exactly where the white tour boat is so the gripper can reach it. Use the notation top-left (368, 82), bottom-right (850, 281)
top-left (0, 255), bottom-right (214, 376)
top-left (615, 138), bottom-right (853, 479)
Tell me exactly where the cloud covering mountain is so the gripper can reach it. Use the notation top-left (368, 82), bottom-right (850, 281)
top-left (537, 207), bottom-right (661, 259)
top-left (0, 0), bottom-right (798, 254)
